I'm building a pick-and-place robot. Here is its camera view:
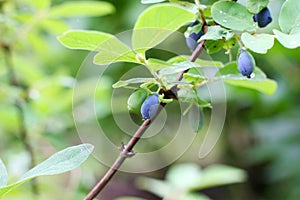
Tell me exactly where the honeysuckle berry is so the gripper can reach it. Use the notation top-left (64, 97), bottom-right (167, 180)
top-left (127, 89), bottom-right (148, 113)
top-left (185, 21), bottom-right (204, 51)
top-left (141, 94), bottom-right (159, 119)
top-left (238, 49), bottom-right (254, 78)
top-left (253, 7), bottom-right (272, 28)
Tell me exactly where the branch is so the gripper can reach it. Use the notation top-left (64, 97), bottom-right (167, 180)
top-left (84, 40), bottom-right (206, 200)
top-left (2, 45), bottom-right (39, 195)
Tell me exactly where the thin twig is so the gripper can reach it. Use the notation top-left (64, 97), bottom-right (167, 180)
top-left (84, 40), bottom-right (206, 200)
top-left (2, 45), bottom-right (39, 195)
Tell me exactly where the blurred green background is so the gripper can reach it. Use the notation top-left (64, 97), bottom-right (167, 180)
top-left (1, 0), bottom-right (300, 199)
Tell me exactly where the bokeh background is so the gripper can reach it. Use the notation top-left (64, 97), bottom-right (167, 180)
top-left (1, 0), bottom-right (300, 199)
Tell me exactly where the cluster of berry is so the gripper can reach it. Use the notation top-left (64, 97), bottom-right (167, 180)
top-left (185, 6), bottom-right (272, 78)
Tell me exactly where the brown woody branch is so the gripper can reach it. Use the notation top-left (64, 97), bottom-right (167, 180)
top-left (84, 39), bottom-right (206, 200)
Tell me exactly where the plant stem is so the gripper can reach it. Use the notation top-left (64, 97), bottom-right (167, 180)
top-left (2, 45), bottom-right (39, 195)
top-left (84, 40), bottom-right (206, 200)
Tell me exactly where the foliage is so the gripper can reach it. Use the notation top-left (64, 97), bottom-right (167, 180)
top-left (0, 144), bottom-right (93, 198)
top-left (0, 0), bottom-right (113, 198)
top-left (1, 0), bottom-right (300, 199)
top-left (121, 163), bottom-right (246, 200)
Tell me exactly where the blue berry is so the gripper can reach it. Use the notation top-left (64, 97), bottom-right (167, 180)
top-left (185, 21), bottom-right (204, 51)
top-left (253, 7), bottom-right (272, 28)
top-left (238, 49), bottom-right (254, 78)
top-left (140, 94), bottom-right (159, 119)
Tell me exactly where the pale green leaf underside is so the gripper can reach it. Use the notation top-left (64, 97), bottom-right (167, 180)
top-left (93, 41), bottom-right (138, 65)
top-left (183, 73), bottom-right (207, 83)
top-left (211, 1), bottom-right (256, 32)
top-left (273, 29), bottom-right (300, 49)
top-left (200, 26), bottom-right (233, 41)
top-left (132, 4), bottom-right (195, 53)
top-left (147, 58), bottom-right (173, 71)
top-left (218, 62), bottom-right (277, 95)
top-left (113, 78), bottom-right (156, 88)
top-left (49, 1), bottom-right (115, 18)
top-left (167, 55), bottom-right (223, 68)
top-left (279, 0), bottom-right (300, 34)
top-left (159, 61), bottom-right (199, 75)
top-left (241, 33), bottom-right (274, 54)
top-left (0, 144), bottom-right (93, 198)
top-left (246, 0), bottom-right (269, 13)
top-left (0, 159), bottom-right (7, 187)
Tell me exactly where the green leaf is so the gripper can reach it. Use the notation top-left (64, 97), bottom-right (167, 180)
top-left (159, 61), bottom-right (199, 76)
top-left (218, 62), bottom-right (277, 95)
top-left (200, 26), bottom-right (233, 41)
top-left (127, 89), bottom-right (148, 113)
top-left (279, 0), bottom-right (300, 34)
top-left (246, 0), bottom-right (269, 13)
top-left (0, 144), bottom-right (93, 198)
top-left (273, 29), bottom-right (300, 49)
top-left (132, 4), bottom-right (195, 53)
top-left (49, 1), bottom-right (115, 18)
top-left (241, 33), bottom-right (274, 54)
top-left (141, 0), bottom-right (166, 4)
top-left (112, 78), bottom-right (156, 88)
top-left (166, 163), bottom-right (202, 189)
top-left (0, 159), bottom-right (7, 187)
top-left (93, 40), bottom-right (138, 65)
top-left (211, 1), bottom-right (256, 32)
top-left (188, 105), bottom-right (205, 133)
top-left (183, 73), bottom-right (207, 83)
top-left (147, 58), bottom-right (173, 71)
top-left (58, 30), bottom-right (138, 64)
top-left (168, 56), bottom-right (223, 67)
top-left (58, 30), bottom-right (114, 51)
top-left (195, 164), bottom-right (247, 190)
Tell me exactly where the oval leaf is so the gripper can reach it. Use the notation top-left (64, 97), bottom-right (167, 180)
top-left (0, 144), bottom-right (93, 198)
top-left (279, 0), bottom-right (300, 34)
top-left (112, 78), bottom-right (156, 88)
top-left (246, 0), bottom-right (269, 13)
top-left (132, 4), bottom-right (195, 53)
top-left (58, 30), bottom-right (114, 51)
top-left (273, 29), bottom-right (300, 49)
top-left (200, 26), bottom-right (233, 41)
top-left (58, 30), bottom-right (138, 65)
top-left (211, 1), bottom-right (256, 32)
top-left (241, 33), bottom-right (274, 54)
top-left (218, 62), bottom-right (277, 95)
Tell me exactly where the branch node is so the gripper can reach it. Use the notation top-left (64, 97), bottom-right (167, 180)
top-left (119, 142), bottom-right (135, 158)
